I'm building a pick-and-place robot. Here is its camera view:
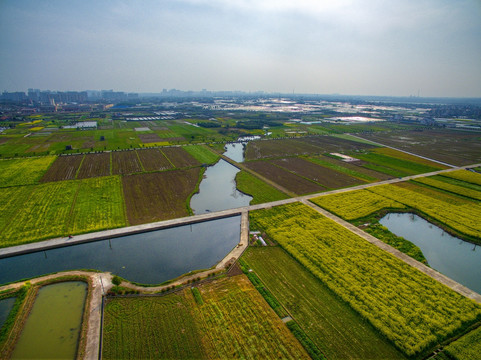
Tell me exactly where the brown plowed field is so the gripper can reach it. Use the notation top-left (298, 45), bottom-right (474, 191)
top-left (245, 160), bottom-right (325, 195)
top-left (138, 133), bottom-right (162, 143)
top-left (161, 147), bottom-right (199, 168)
top-left (359, 130), bottom-right (481, 166)
top-left (271, 157), bottom-right (365, 189)
top-left (245, 136), bottom-right (376, 160)
top-left (40, 155), bottom-right (83, 182)
top-left (112, 151), bottom-right (142, 175)
top-left (77, 153), bottom-right (111, 179)
top-left (122, 168), bottom-right (201, 225)
top-left (137, 149), bottom-right (173, 172)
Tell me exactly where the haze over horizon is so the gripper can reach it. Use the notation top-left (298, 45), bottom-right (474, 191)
top-left (1, 0), bottom-right (480, 98)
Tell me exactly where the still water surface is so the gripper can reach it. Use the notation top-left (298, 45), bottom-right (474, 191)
top-left (0, 297), bottom-right (16, 329)
top-left (11, 282), bottom-right (87, 360)
top-left (190, 160), bottom-right (252, 214)
top-left (379, 213), bottom-right (481, 294)
top-left (0, 216), bottom-right (241, 285)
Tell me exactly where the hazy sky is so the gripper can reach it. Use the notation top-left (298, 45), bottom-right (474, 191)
top-left (1, 0), bottom-right (480, 97)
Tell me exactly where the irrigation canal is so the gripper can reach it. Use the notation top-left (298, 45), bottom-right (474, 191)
top-left (0, 163), bottom-right (480, 302)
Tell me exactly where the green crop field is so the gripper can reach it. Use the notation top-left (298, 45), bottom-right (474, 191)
top-left (183, 144), bottom-right (220, 165)
top-left (242, 246), bottom-right (406, 359)
top-left (235, 170), bottom-right (290, 204)
top-left (102, 275), bottom-right (309, 359)
top-left (0, 156), bottom-right (56, 187)
top-left (249, 202), bottom-right (481, 357)
top-left (0, 176), bottom-right (126, 247)
top-left (444, 325), bottom-right (481, 360)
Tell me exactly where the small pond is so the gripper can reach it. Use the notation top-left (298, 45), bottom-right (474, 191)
top-left (379, 213), bottom-right (481, 294)
top-left (11, 281), bottom-right (87, 359)
top-left (190, 160), bottom-right (252, 214)
top-left (0, 297), bottom-right (16, 329)
top-left (0, 216), bottom-right (241, 285)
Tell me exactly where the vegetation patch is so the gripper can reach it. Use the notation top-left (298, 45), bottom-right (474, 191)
top-left (0, 156), bottom-right (56, 187)
top-left (235, 170), bottom-right (289, 204)
top-left (249, 203), bottom-right (481, 357)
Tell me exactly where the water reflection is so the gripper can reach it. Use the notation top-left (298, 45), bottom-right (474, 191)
top-left (190, 160), bottom-right (252, 214)
top-left (380, 213), bottom-right (481, 294)
top-left (0, 216), bottom-right (241, 285)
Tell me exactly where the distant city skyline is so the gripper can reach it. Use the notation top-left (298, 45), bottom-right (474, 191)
top-left (1, 0), bottom-right (480, 97)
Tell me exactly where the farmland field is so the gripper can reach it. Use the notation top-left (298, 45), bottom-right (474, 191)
top-left (0, 176), bottom-right (126, 247)
top-left (40, 155), bottom-right (83, 182)
top-left (413, 176), bottom-right (481, 201)
top-left (0, 156), bottom-right (56, 187)
top-left (66, 176), bottom-right (126, 234)
top-left (194, 275), bottom-right (309, 359)
top-left (122, 168), bottom-right (201, 225)
top-left (358, 129), bottom-right (481, 166)
top-left (111, 151), bottom-right (142, 175)
top-left (368, 182), bottom-right (481, 240)
top-left (307, 155), bottom-right (389, 181)
top-left (102, 293), bottom-right (207, 359)
top-left (311, 189), bottom-right (406, 220)
top-left (161, 147), bottom-right (200, 168)
top-left (244, 136), bottom-right (376, 160)
top-left (354, 150), bottom-right (444, 176)
top-left (1, 182), bottom-right (78, 246)
top-left (0, 186), bottom-right (35, 236)
top-left (444, 325), bottom-right (481, 360)
top-left (235, 170), bottom-right (290, 204)
top-left (249, 202), bottom-right (481, 356)
top-left (271, 157), bottom-right (365, 189)
top-left (76, 152), bottom-right (111, 179)
top-left (102, 275), bottom-right (308, 359)
top-left (136, 149), bottom-right (173, 172)
top-left (183, 145), bottom-right (220, 165)
top-left (245, 160), bottom-right (325, 195)
top-left (138, 132), bottom-right (162, 143)
top-left (242, 246), bottom-right (406, 359)
top-left (440, 169), bottom-right (481, 186)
